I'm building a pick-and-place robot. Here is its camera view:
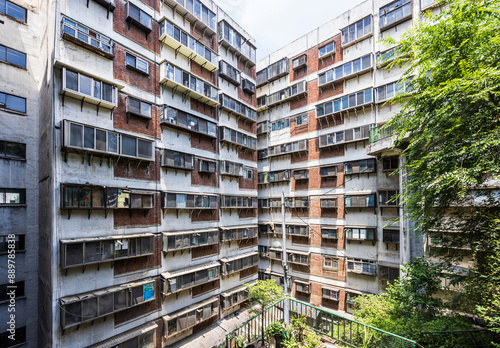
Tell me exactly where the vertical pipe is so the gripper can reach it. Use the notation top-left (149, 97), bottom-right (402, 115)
top-left (281, 191), bottom-right (289, 325)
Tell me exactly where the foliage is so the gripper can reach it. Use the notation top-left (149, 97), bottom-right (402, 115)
top-left (353, 259), bottom-right (474, 346)
top-left (265, 321), bottom-right (284, 339)
top-left (235, 335), bottom-right (245, 348)
top-left (281, 314), bottom-right (322, 348)
top-left (380, 0), bottom-right (500, 336)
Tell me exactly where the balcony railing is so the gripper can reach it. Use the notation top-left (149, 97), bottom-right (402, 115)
top-left (159, 19), bottom-right (218, 71)
top-left (160, 106), bottom-right (218, 139)
top-left (369, 125), bottom-right (397, 143)
top-left (160, 62), bottom-right (219, 107)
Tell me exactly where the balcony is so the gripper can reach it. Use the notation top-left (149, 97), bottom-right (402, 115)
top-left (221, 283), bottom-right (253, 311)
top-left (159, 19), bottom-right (218, 71)
top-left (318, 54), bottom-right (373, 89)
top-left (266, 80), bottom-right (307, 108)
top-left (162, 0), bottom-right (217, 37)
top-left (61, 184), bottom-right (154, 219)
top-left (218, 20), bottom-right (256, 67)
top-left (162, 228), bottom-right (219, 254)
top-left (292, 54), bottom-right (307, 71)
top-left (220, 252), bottom-right (259, 276)
top-left (219, 94), bottom-right (257, 123)
top-left (161, 192), bottom-right (218, 217)
top-left (61, 120), bottom-right (155, 163)
top-left (219, 126), bottom-right (257, 151)
top-left (160, 106), bottom-right (218, 139)
top-left (344, 159), bottom-right (377, 175)
top-left (345, 194), bottom-right (376, 208)
top-left (60, 233), bottom-right (154, 270)
top-left (161, 149), bottom-right (194, 171)
top-left (242, 79), bottom-right (255, 95)
top-left (258, 170), bottom-right (291, 185)
top-left (161, 261), bottom-right (220, 295)
top-left (316, 88), bottom-right (373, 121)
top-left (267, 139), bottom-right (308, 159)
top-left (61, 17), bottom-right (114, 59)
top-left (319, 124), bottom-right (373, 149)
top-left (220, 160), bottom-right (243, 177)
top-left (160, 62), bottom-right (219, 107)
top-left (256, 121), bottom-right (269, 136)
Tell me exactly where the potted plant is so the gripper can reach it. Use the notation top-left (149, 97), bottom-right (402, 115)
top-left (266, 322), bottom-right (284, 347)
top-left (235, 335), bottom-right (245, 348)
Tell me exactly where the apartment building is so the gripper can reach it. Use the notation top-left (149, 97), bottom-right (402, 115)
top-left (33, 0), bottom-right (258, 347)
top-left (255, 0), bottom-right (438, 315)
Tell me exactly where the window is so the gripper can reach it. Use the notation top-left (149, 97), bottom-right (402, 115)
top-left (376, 47), bottom-right (401, 66)
top-left (222, 254), bottom-right (258, 275)
top-left (344, 159), bottom-right (376, 175)
top-left (341, 16), bottom-right (372, 46)
top-left (162, 107), bottom-right (217, 138)
top-left (162, 150), bottom-right (193, 170)
top-left (421, 0), bottom-right (435, 8)
top-left (220, 94), bottom-right (256, 121)
top-left (294, 114), bottom-right (308, 126)
top-left (346, 228), bottom-right (376, 241)
top-left (60, 281), bottom-right (156, 329)
top-left (383, 230), bottom-right (400, 243)
top-left (319, 42), bottom-right (335, 58)
top-left (380, 266), bottom-right (399, 282)
top-left (345, 195), bottom-right (376, 208)
top-left (376, 78), bottom-right (413, 102)
top-left (0, 188), bottom-right (25, 205)
top-left (380, 0), bottom-right (412, 30)
top-left (62, 68), bottom-right (116, 106)
top-left (320, 166), bottom-right (337, 177)
top-left (0, 281), bottom-right (25, 302)
top-left (324, 257), bottom-right (339, 270)
top-left (126, 2), bottom-right (152, 33)
top-left (347, 258), bottom-right (377, 275)
top-left (322, 228), bottom-right (337, 239)
top-left (163, 265), bottom-right (219, 294)
top-left (126, 53), bottom-right (149, 74)
top-left (0, 92), bottom-right (26, 113)
top-left (0, 235), bottom-right (25, 253)
top-left (163, 63), bottom-right (218, 102)
top-left (0, 140), bottom-right (25, 160)
top-left (126, 96), bottom-right (152, 119)
top-left (266, 81), bottom-right (307, 107)
top-left (219, 126), bottom-right (257, 150)
top-left (316, 88), bottom-right (373, 118)
top-left (220, 160), bottom-right (243, 177)
top-left (292, 54), bottom-right (307, 69)
top-left (0, 45), bottom-right (26, 68)
top-left (221, 227), bottom-right (257, 242)
top-left (219, 60), bottom-right (241, 86)
top-left (0, 326), bottom-right (26, 348)
top-left (242, 79), bottom-right (255, 95)
top-left (198, 159), bottom-right (216, 173)
top-left (382, 157), bottom-right (399, 171)
top-left (62, 17), bottom-right (112, 55)
top-left (218, 20), bottom-right (255, 64)
top-left (164, 300), bottom-right (219, 338)
top-left (221, 196), bottom-right (257, 209)
top-left (320, 198), bottom-right (337, 208)
top-left (379, 190), bottom-right (399, 206)
top-left (293, 169), bottom-right (308, 180)
top-left (256, 69), bottom-right (267, 86)
top-left (243, 168), bottom-right (253, 180)
top-left (322, 288), bottom-right (339, 301)
top-left (319, 54), bottom-right (372, 86)
top-left (0, 0), bottom-right (27, 22)
top-left (163, 192), bottom-right (217, 209)
top-left (63, 120), bottom-right (154, 160)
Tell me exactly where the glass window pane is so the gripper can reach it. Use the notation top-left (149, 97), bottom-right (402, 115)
top-left (79, 75), bottom-right (92, 96)
top-left (102, 83), bottom-right (113, 103)
top-left (6, 48), bottom-right (26, 68)
top-left (66, 70), bottom-right (78, 91)
top-left (6, 94), bottom-right (26, 112)
top-left (69, 123), bottom-right (83, 147)
top-left (108, 132), bottom-right (118, 153)
top-left (121, 135), bottom-right (136, 157)
top-left (83, 127), bottom-right (94, 149)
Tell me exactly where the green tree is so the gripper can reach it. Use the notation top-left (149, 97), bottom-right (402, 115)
top-left (245, 280), bottom-right (286, 343)
top-left (381, 0), bottom-right (500, 335)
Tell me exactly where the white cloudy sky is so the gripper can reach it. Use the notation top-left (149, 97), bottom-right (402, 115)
top-left (216, 0), bottom-right (366, 60)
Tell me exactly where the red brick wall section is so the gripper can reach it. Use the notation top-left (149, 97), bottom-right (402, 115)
top-left (290, 94), bottom-right (308, 111)
top-left (238, 208), bottom-right (257, 219)
top-left (319, 144), bottom-right (345, 159)
top-left (191, 99), bottom-right (217, 119)
top-left (114, 235), bottom-right (161, 275)
top-left (190, 24), bottom-right (217, 52)
top-left (237, 117), bottom-right (256, 134)
top-left (238, 149), bottom-right (257, 162)
top-left (238, 169), bottom-right (257, 190)
top-left (318, 35), bottom-right (343, 71)
top-left (291, 176), bottom-right (309, 191)
top-left (308, 167), bottom-right (321, 190)
top-left (114, 194), bottom-right (161, 227)
top-left (289, 53), bottom-right (309, 83)
top-left (291, 264), bottom-right (309, 274)
top-left (191, 209), bottom-right (219, 222)
top-left (190, 60), bottom-right (216, 84)
top-left (114, 278), bottom-right (161, 326)
top-left (240, 265), bottom-right (258, 280)
top-left (113, 45), bottom-right (160, 96)
top-left (291, 235), bottom-right (309, 245)
top-left (114, 150), bottom-right (161, 181)
top-left (291, 139), bottom-right (318, 164)
top-left (290, 116), bottom-right (309, 138)
top-left (317, 82), bottom-right (344, 102)
top-left (238, 87), bottom-right (257, 107)
top-left (113, 0), bottom-right (159, 53)
top-left (191, 158), bottom-right (218, 187)
top-left (192, 279), bottom-right (220, 296)
top-left (238, 61), bottom-right (255, 80)
top-left (191, 242), bottom-right (219, 258)
top-left (114, 94), bottom-right (160, 138)
top-left (239, 237), bottom-right (258, 249)
top-left (191, 134), bottom-right (217, 153)
top-left (154, 318), bottom-right (163, 348)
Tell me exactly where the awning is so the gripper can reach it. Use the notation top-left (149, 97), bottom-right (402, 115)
top-left (321, 285), bottom-right (340, 292)
top-left (288, 249), bottom-right (310, 256)
top-left (163, 296), bottom-right (218, 321)
top-left (220, 225), bottom-right (258, 230)
top-left (161, 261), bottom-right (220, 279)
top-left (87, 322), bottom-right (158, 348)
top-left (220, 251), bottom-right (259, 263)
top-left (378, 261), bottom-right (400, 268)
top-left (345, 288), bottom-right (365, 295)
top-left (162, 228), bottom-right (218, 236)
top-left (269, 247), bottom-right (283, 252)
top-left (60, 233), bottom-right (154, 244)
top-left (60, 278), bottom-right (155, 305)
top-left (221, 281), bottom-right (256, 297)
top-left (294, 279), bottom-right (310, 286)
top-left (344, 225), bottom-right (378, 229)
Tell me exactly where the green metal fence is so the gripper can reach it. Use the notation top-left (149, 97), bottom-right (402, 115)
top-left (218, 299), bottom-right (419, 348)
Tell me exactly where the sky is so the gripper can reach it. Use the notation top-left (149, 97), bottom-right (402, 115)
top-left (215, 0), bottom-right (366, 60)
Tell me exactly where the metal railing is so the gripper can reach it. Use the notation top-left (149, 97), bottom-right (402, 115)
top-left (218, 299), bottom-right (419, 348)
